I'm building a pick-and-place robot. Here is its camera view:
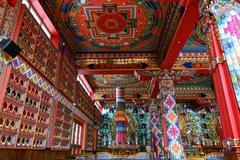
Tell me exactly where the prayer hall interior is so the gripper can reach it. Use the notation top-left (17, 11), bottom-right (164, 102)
top-left (0, 0), bottom-right (240, 159)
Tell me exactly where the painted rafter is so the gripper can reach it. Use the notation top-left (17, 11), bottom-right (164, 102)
top-left (161, 0), bottom-right (200, 69)
top-left (79, 67), bottom-right (209, 75)
top-left (173, 52), bottom-right (210, 70)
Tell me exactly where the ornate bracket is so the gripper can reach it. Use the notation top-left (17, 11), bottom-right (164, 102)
top-left (211, 54), bottom-right (226, 69)
top-left (158, 70), bottom-right (176, 97)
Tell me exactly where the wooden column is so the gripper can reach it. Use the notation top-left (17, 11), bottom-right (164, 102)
top-left (159, 70), bottom-right (184, 160)
top-left (0, 63), bottom-right (11, 107)
top-left (161, 100), bottom-right (168, 150)
top-left (208, 17), bottom-right (240, 159)
top-left (93, 128), bottom-right (97, 151)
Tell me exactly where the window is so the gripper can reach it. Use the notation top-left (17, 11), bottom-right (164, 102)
top-left (22, 0), bottom-right (51, 39)
top-left (94, 102), bottom-right (99, 110)
top-left (22, 0), bottom-right (30, 8)
top-left (30, 7), bottom-right (41, 24)
top-left (71, 121), bottom-right (82, 145)
top-left (41, 24), bottom-right (51, 39)
top-left (77, 76), bottom-right (90, 96)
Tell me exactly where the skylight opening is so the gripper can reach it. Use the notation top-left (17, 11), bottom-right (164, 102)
top-left (41, 24), bottom-right (51, 39)
top-left (77, 76), bottom-right (90, 97)
top-left (22, 0), bottom-right (30, 8)
top-left (30, 7), bottom-right (41, 25)
top-left (94, 101), bottom-right (100, 110)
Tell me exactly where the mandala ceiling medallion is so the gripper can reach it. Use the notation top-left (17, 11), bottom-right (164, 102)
top-left (62, 0), bottom-right (161, 49)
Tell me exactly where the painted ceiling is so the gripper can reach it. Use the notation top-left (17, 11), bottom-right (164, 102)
top-left (39, 0), bottom-right (214, 108)
top-left (135, 70), bottom-right (211, 84)
top-left (87, 70), bottom-right (213, 103)
top-left (181, 35), bottom-right (207, 53)
top-left (93, 74), bottom-right (140, 87)
top-left (39, 0), bottom-right (181, 69)
top-left (86, 74), bottom-right (149, 97)
top-left (181, 23), bottom-right (208, 53)
top-left (45, 0), bottom-right (164, 53)
top-left (63, 0), bottom-right (161, 51)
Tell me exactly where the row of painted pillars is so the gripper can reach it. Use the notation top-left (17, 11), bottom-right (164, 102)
top-left (149, 5), bottom-right (240, 159)
top-left (113, 82), bottom-right (184, 159)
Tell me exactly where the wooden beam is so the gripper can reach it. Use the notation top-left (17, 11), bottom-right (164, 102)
top-left (149, 78), bottom-right (160, 98)
top-left (95, 96), bottom-right (215, 102)
top-left (161, 0), bottom-right (200, 69)
top-left (78, 68), bottom-right (209, 75)
top-left (78, 69), bottom-right (135, 75)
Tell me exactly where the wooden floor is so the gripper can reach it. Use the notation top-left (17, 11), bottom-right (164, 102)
top-left (0, 149), bottom-right (69, 160)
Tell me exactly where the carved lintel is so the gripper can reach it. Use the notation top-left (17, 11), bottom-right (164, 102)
top-left (223, 138), bottom-right (240, 149)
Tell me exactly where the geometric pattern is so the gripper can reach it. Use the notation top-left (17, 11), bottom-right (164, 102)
top-left (149, 101), bottom-right (163, 158)
top-left (61, 0), bottom-right (161, 50)
top-left (163, 86), bottom-right (184, 159)
top-left (0, 54), bottom-right (84, 118)
top-left (84, 4), bottom-right (137, 40)
top-left (211, 5), bottom-right (240, 109)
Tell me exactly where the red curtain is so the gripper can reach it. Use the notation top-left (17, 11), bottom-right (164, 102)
top-left (7, 0), bottom-right (17, 7)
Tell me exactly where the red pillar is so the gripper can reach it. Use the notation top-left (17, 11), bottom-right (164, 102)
top-left (82, 122), bottom-right (87, 151)
top-left (13, 5), bottom-right (25, 42)
top-left (0, 63), bottom-right (11, 107)
top-left (209, 19), bottom-right (240, 159)
top-left (159, 72), bottom-right (184, 159)
top-left (93, 128), bottom-right (97, 151)
top-left (161, 100), bottom-right (168, 149)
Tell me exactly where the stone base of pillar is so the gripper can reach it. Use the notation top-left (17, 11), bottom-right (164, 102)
top-left (225, 150), bottom-right (240, 160)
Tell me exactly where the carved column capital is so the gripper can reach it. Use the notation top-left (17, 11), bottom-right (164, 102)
top-left (159, 70), bottom-right (176, 96)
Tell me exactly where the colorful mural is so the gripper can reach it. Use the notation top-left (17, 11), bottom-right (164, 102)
top-left (181, 35), bottom-right (207, 53)
top-left (61, 0), bottom-right (161, 51)
top-left (136, 70), bottom-right (211, 84)
top-left (178, 103), bottom-right (221, 152)
top-left (87, 74), bottom-right (149, 101)
top-left (181, 13), bottom-right (209, 53)
top-left (149, 100), bottom-right (163, 158)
